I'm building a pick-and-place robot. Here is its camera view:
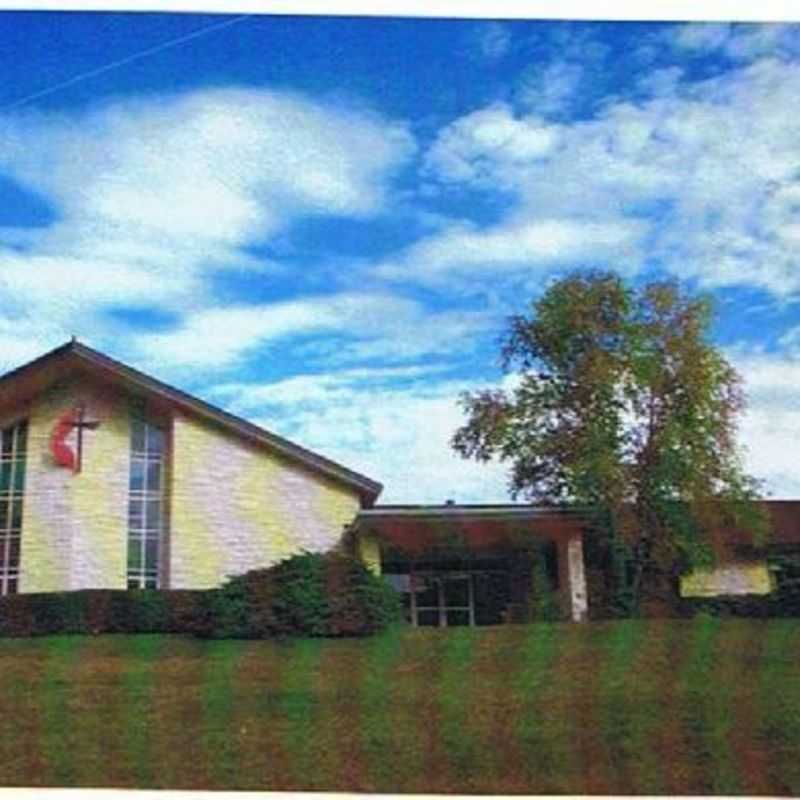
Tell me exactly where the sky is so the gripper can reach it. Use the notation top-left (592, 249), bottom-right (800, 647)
top-left (0, 8), bottom-right (799, 502)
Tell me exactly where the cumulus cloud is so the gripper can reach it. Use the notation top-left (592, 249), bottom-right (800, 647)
top-left (412, 57), bottom-right (800, 296)
top-left (424, 103), bottom-right (559, 186)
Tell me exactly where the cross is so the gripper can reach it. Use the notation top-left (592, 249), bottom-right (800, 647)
top-left (72, 405), bottom-right (101, 474)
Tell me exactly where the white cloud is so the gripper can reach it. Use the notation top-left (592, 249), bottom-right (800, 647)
top-left (415, 57), bottom-right (800, 296)
top-left (516, 61), bottom-right (584, 117)
top-left (725, 25), bottom-right (800, 61)
top-left (0, 87), bottom-right (415, 365)
top-left (212, 364), bottom-right (449, 408)
top-left (1, 89), bottom-right (414, 249)
top-left (0, 251), bottom-right (194, 320)
top-left (0, 316), bottom-right (68, 372)
top-left (636, 66), bottom-right (685, 97)
top-left (211, 370), bottom-right (512, 503)
top-left (134, 291), bottom-right (498, 371)
top-left (667, 23), bottom-right (800, 62)
top-left (375, 216), bottom-right (646, 286)
top-left (424, 103), bottom-right (559, 186)
top-left (779, 325), bottom-right (800, 353)
top-left (134, 292), bottom-right (404, 370)
top-left (729, 348), bottom-right (800, 498)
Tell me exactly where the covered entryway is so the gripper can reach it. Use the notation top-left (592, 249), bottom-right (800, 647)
top-left (384, 554), bottom-right (519, 626)
top-left (351, 504), bottom-right (589, 623)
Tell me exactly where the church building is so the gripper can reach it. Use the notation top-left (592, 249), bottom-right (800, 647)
top-left (0, 340), bottom-right (795, 627)
top-left (0, 339), bottom-right (381, 596)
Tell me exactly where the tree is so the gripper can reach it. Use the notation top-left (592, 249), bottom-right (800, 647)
top-left (452, 271), bottom-right (766, 614)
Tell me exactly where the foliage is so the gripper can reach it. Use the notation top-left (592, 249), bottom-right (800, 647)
top-left (530, 540), bottom-right (561, 621)
top-left (197, 551), bottom-right (402, 639)
top-left (452, 271), bottom-right (767, 612)
top-left (0, 555), bottom-right (400, 639)
top-left (0, 589), bottom-right (206, 637)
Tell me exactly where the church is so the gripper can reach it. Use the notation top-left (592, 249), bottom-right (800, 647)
top-left (0, 339), bottom-right (380, 597)
top-left (0, 339), bottom-right (795, 626)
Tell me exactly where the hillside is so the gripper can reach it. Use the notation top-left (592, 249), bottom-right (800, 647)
top-left (0, 618), bottom-right (798, 794)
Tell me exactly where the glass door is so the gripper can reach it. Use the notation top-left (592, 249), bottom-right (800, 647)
top-left (411, 572), bottom-right (474, 626)
top-left (442, 574), bottom-right (472, 626)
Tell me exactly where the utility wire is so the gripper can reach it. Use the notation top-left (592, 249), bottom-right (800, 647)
top-left (2, 14), bottom-right (251, 111)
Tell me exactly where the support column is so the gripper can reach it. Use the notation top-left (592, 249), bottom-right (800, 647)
top-left (560, 533), bottom-right (588, 622)
top-left (354, 530), bottom-right (382, 575)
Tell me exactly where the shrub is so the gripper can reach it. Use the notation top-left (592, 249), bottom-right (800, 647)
top-left (198, 551), bottom-right (402, 639)
top-left (0, 589), bottom-right (207, 637)
top-left (0, 553), bottom-right (400, 639)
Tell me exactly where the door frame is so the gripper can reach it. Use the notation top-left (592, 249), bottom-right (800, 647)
top-left (410, 571), bottom-right (475, 627)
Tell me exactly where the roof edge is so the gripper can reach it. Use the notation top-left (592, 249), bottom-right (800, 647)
top-left (1, 339), bottom-right (383, 502)
top-left (357, 504), bottom-right (590, 519)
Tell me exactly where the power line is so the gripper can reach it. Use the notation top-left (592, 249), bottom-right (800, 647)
top-left (2, 14), bottom-right (251, 111)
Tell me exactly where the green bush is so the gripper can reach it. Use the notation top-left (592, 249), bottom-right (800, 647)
top-left (0, 553), bottom-right (401, 639)
top-left (0, 589), bottom-right (207, 637)
top-left (198, 551), bottom-right (402, 639)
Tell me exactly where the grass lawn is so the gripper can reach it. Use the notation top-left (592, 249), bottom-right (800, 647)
top-left (0, 617), bottom-right (798, 794)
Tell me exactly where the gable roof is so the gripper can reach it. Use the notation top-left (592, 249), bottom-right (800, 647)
top-left (0, 339), bottom-right (382, 503)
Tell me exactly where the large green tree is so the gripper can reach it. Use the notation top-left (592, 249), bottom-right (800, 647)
top-left (452, 271), bottom-right (766, 612)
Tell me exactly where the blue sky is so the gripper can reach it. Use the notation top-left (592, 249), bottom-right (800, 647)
top-left (1, 11), bottom-right (800, 502)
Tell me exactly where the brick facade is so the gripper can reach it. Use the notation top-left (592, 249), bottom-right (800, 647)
top-left (3, 371), bottom-right (364, 593)
top-left (16, 375), bottom-right (130, 593)
top-left (169, 411), bottom-right (361, 589)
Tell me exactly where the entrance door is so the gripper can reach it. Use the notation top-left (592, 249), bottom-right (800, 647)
top-left (412, 573), bottom-right (473, 627)
top-left (442, 574), bottom-right (472, 626)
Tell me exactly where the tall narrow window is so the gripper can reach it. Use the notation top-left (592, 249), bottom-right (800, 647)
top-left (127, 418), bottom-right (166, 589)
top-left (0, 420), bottom-right (27, 595)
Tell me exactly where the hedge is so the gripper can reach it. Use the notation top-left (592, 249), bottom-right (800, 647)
top-left (677, 590), bottom-right (800, 619)
top-left (194, 551), bottom-right (403, 639)
top-left (0, 551), bottom-right (402, 638)
top-left (0, 589), bottom-right (207, 637)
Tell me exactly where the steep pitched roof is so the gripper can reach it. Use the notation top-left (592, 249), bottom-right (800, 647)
top-left (0, 339), bottom-right (382, 503)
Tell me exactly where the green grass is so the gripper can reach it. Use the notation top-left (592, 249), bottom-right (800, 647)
top-left (360, 624), bottom-right (405, 788)
top-left (40, 636), bottom-right (85, 785)
top-left (119, 634), bottom-right (162, 786)
top-left (278, 638), bottom-right (323, 788)
top-left (0, 619), bottom-right (799, 794)
top-left (201, 639), bottom-right (246, 787)
top-left (759, 620), bottom-right (800, 795)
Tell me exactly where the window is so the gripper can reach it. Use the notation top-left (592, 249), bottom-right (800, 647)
top-left (127, 418), bottom-right (166, 589)
top-left (384, 557), bottom-right (512, 627)
top-left (0, 420), bottom-right (27, 595)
